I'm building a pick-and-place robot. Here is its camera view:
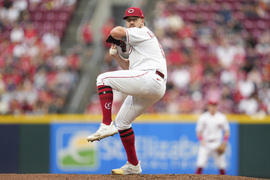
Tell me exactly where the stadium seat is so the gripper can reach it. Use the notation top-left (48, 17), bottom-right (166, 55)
top-left (46, 11), bottom-right (56, 21)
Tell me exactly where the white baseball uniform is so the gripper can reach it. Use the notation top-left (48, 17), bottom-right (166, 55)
top-left (96, 26), bottom-right (167, 130)
top-left (195, 111), bottom-right (230, 169)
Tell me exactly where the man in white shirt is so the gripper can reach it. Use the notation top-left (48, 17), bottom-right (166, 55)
top-left (195, 99), bottom-right (230, 175)
top-left (87, 7), bottom-right (167, 175)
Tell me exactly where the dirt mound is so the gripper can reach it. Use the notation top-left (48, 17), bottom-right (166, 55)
top-left (0, 174), bottom-right (267, 180)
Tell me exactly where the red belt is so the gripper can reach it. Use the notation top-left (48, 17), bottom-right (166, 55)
top-left (156, 70), bottom-right (164, 79)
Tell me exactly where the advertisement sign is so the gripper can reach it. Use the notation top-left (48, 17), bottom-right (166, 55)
top-left (50, 123), bottom-right (238, 175)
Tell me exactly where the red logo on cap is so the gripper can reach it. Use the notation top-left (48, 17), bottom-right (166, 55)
top-left (123, 7), bottom-right (144, 19)
top-left (128, 9), bottom-right (134, 13)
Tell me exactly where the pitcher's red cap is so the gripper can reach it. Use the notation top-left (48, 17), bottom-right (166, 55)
top-left (123, 7), bottom-right (144, 19)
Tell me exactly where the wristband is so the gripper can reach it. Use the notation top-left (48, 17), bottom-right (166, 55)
top-left (224, 135), bottom-right (229, 142)
top-left (198, 135), bottom-right (203, 141)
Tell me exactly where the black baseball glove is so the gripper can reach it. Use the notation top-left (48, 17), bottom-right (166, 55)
top-left (106, 35), bottom-right (121, 46)
top-left (119, 41), bottom-right (126, 53)
top-left (106, 35), bottom-right (126, 53)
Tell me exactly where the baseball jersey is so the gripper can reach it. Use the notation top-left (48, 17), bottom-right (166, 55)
top-left (196, 111), bottom-right (230, 142)
top-left (124, 26), bottom-right (167, 79)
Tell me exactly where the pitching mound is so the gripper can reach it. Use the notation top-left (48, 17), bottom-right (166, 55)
top-left (0, 174), bottom-right (267, 180)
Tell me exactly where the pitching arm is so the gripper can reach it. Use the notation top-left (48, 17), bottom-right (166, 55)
top-left (110, 26), bottom-right (126, 40)
top-left (110, 45), bottom-right (129, 70)
top-left (108, 26), bottom-right (129, 70)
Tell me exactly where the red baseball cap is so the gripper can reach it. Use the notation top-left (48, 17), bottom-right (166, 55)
top-left (123, 7), bottom-right (144, 19)
top-left (208, 99), bottom-right (218, 105)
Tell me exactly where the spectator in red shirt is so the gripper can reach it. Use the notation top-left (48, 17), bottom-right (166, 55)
top-left (24, 23), bottom-right (38, 42)
top-left (81, 20), bottom-right (93, 47)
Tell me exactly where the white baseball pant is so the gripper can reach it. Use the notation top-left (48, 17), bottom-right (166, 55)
top-left (196, 142), bottom-right (226, 169)
top-left (96, 70), bottom-right (166, 130)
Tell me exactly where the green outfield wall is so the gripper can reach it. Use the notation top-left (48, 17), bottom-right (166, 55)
top-left (19, 124), bottom-right (50, 173)
top-left (239, 124), bottom-right (270, 179)
top-left (0, 114), bottom-right (269, 178)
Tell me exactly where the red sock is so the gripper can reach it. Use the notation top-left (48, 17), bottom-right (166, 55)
top-left (219, 169), bottom-right (225, 175)
top-left (98, 85), bottom-right (113, 125)
top-left (196, 167), bottom-right (203, 174)
top-left (119, 127), bottom-right (138, 166)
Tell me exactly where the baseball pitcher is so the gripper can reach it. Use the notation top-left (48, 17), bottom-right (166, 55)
top-left (195, 99), bottom-right (230, 175)
top-left (87, 7), bottom-right (167, 175)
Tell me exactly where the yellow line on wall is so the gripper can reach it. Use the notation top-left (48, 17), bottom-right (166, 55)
top-left (0, 114), bottom-right (269, 124)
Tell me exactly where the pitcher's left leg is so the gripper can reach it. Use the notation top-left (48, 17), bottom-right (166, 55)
top-left (113, 96), bottom-right (158, 173)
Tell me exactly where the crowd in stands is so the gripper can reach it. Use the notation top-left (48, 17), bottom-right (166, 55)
top-left (1, 0), bottom-right (269, 116)
top-left (86, 0), bottom-right (270, 116)
top-left (0, 0), bottom-right (80, 115)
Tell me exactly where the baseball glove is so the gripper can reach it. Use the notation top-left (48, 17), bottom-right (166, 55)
top-left (106, 35), bottom-right (121, 46)
top-left (106, 35), bottom-right (127, 53)
top-left (216, 142), bottom-right (226, 155)
top-left (119, 41), bottom-right (126, 53)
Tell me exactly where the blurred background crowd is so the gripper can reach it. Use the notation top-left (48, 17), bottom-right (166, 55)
top-left (0, 0), bottom-right (81, 114)
top-left (151, 0), bottom-right (270, 115)
top-left (0, 0), bottom-right (270, 116)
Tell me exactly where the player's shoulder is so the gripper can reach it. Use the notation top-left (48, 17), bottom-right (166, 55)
top-left (216, 111), bottom-right (225, 116)
top-left (199, 111), bottom-right (210, 119)
top-left (216, 112), bottom-right (227, 119)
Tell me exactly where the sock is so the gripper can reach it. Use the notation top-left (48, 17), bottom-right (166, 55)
top-left (196, 167), bottom-right (203, 174)
top-left (119, 127), bottom-right (138, 166)
top-left (219, 169), bottom-right (225, 175)
top-left (98, 85), bottom-right (113, 125)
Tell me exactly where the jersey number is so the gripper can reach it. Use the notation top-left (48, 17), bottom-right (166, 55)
top-left (147, 30), bottom-right (165, 58)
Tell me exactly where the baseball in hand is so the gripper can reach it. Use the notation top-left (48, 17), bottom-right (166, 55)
top-left (109, 48), bottom-right (118, 56)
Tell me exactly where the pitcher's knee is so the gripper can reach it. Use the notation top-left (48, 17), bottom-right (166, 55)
top-left (115, 119), bottom-right (132, 130)
top-left (96, 73), bottom-right (108, 86)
